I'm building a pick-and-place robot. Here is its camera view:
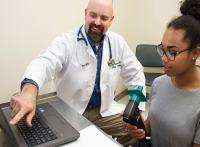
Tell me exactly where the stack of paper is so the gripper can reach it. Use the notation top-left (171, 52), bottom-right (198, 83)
top-left (60, 125), bottom-right (121, 147)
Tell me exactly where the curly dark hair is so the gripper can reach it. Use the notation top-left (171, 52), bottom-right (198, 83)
top-left (167, 0), bottom-right (200, 50)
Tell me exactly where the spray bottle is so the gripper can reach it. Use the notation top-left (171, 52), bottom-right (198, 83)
top-left (123, 86), bottom-right (147, 142)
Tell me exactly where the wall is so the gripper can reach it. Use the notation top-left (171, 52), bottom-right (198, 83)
top-left (111, 0), bottom-right (133, 95)
top-left (129, 0), bottom-right (200, 93)
top-left (0, 0), bottom-right (86, 103)
top-left (130, 0), bottom-right (181, 52)
top-left (0, 0), bottom-right (132, 103)
top-left (1, 0), bottom-right (199, 103)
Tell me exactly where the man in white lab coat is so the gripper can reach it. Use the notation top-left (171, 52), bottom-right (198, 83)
top-left (9, 0), bottom-right (145, 145)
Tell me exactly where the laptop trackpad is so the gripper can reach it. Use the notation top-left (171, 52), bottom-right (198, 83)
top-left (45, 114), bottom-right (64, 125)
top-left (45, 114), bottom-right (77, 137)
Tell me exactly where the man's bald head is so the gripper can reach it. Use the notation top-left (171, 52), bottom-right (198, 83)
top-left (85, 0), bottom-right (114, 45)
top-left (87, 0), bottom-right (113, 16)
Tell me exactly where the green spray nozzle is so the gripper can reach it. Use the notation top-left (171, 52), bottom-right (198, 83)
top-left (127, 86), bottom-right (147, 104)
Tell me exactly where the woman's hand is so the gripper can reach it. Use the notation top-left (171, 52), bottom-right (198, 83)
top-left (125, 123), bottom-right (146, 140)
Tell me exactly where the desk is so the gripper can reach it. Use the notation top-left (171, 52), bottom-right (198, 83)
top-left (0, 92), bottom-right (122, 147)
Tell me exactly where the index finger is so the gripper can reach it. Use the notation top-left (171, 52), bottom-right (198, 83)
top-left (9, 109), bottom-right (26, 125)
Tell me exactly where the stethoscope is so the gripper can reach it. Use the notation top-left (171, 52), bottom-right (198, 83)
top-left (76, 25), bottom-right (115, 67)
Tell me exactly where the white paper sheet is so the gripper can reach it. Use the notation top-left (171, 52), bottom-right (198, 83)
top-left (60, 125), bottom-right (121, 147)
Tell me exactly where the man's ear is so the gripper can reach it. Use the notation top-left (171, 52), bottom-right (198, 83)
top-left (109, 15), bottom-right (114, 27)
top-left (84, 8), bottom-right (87, 20)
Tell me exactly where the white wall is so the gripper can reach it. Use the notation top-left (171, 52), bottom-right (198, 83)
top-left (129, 0), bottom-right (200, 93)
top-left (0, 0), bottom-right (132, 103)
top-left (1, 0), bottom-right (199, 103)
top-left (112, 0), bottom-right (133, 95)
top-left (0, 0), bottom-right (89, 103)
top-left (130, 0), bottom-right (181, 53)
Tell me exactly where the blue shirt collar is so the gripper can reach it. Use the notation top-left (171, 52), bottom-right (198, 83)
top-left (84, 27), bottom-right (105, 48)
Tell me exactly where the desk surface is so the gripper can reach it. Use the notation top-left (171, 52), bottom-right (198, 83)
top-left (0, 92), bottom-right (122, 147)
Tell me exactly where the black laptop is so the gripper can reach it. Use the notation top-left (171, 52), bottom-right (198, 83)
top-left (0, 102), bottom-right (80, 147)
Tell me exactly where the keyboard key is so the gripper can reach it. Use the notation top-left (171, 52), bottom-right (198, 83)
top-left (48, 130), bottom-right (52, 134)
top-left (39, 134), bottom-right (44, 138)
top-left (43, 132), bottom-right (48, 135)
top-left (36, 139), bottom-right (42, 144)
top-left (45, 135), bottom-right (52, 141)
top-left (41, 137), bottom-right (47, 143)
top-left (29, 137), bottom-right (34, 141)
top-left (31, 142), bottom-right (37, 146)
top-left (34, 137), bottom-right (39, 140)
top-left (30, 140), bottom-right (35, 143)
top-left (51, 135), bottom-right (57, 140)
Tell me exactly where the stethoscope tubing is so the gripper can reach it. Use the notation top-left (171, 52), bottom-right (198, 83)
top-left (77, 25), bottom-right (114, 67)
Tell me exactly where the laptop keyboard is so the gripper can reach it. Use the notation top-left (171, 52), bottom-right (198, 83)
top-left (17, 113), bottom-right (57, 147)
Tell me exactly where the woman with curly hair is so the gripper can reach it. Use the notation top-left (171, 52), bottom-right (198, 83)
top-left (125, 0), bottom-right (200, 146)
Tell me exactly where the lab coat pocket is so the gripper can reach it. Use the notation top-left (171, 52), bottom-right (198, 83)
top-left (109, 69), bottom-right (120, 98)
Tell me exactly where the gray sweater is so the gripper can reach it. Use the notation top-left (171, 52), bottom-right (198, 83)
top-left (148, 75), bottom-right (200, 147)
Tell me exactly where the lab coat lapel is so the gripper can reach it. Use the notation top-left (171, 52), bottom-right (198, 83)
top-left (101, 36), bottom-right (109, 76)
top-left (87, 45), bottom-right (95, 58)
top-left (81, 26), bottom-right (96, 58)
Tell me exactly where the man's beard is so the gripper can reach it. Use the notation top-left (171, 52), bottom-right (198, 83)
top-left (87, 23), bottom-right (104, 42)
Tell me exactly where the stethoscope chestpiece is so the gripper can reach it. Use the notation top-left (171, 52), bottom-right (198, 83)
top-left (108, 59), bottom-right (115, 67)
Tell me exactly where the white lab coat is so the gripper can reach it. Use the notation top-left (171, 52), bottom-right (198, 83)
top-left (23, 25), bottom-right (146, 117)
